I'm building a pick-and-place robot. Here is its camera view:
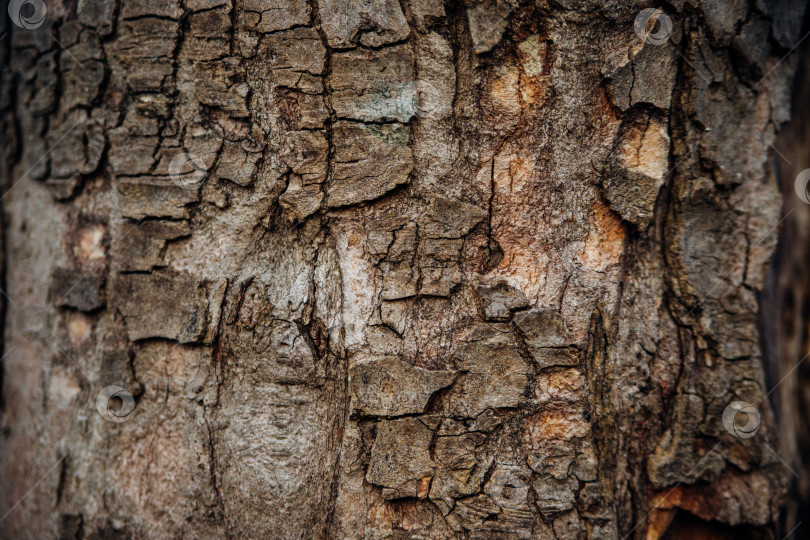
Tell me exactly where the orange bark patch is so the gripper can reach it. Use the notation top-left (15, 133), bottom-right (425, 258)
top-left (652, 485), bottom-right (722, 523)
top-left (579, 201), bottom-right (626, 272)
top-left (535, 368), bottom-right (586, 403)
top-left (489, 152), bottom-right (547, 300)
top-left (66, 312), bottom-right (93, 347)
top-left (417, 476), bottom-right (431, 499)
top-left (615, 118), bottom-right (670, 180)
top-left (524, 409), bottom-right (591, 445)
top-left (645, 508), bottom-right (677, 540)
top-left (68, 220), bottom-right (108, 272)
top-left (489, 65), bottom-right (522, 117)
top-left (75, 224), bottom-right (106, 261)
top-left (651, 467), bottom-right (776, 526)
top-left (517, 34), bottom-right (552, 106)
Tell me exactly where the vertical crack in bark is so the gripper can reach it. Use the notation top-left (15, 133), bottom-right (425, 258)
top-left (308, 0), bottom-right (335, 205)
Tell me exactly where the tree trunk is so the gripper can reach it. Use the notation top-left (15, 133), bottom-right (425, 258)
top-left (1, 0), bottom-right (808, 538)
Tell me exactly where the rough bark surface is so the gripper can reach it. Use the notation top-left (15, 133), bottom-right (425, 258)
top-left (0, 0), bottom-right (808, 538)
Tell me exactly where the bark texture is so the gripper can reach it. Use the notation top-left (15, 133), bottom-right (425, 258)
top-left (768, 31), bottom-right (810, 540)
top-left (0, 0), bottom-right (808, 538)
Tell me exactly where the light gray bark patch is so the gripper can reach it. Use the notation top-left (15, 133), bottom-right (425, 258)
top-left (115, 273), bottom-right (212, 343)
top-left (429, 432), bottom-right (489, 513)
top-left (331, 45), bottom-right (416, 122)
top-left (48, 115), bottom-right (106, 180)
top-left (366, 417), bottom-right (434, 499)
top-left (318, 0), bottom-right (410, 49)
top-left (50, 268), bottom-right (105, 312)
top-left (326, 121), bottom-right (413, 207)
top-left (465, 0), bottom-right (515, 54)
top-left (514, 308), bottom-right (569, 348)
top-left (259, 27), bottom-right (326, 75)
top-left (194, 59), bottom-right (250, 117)
top-left (77, 0), bottom-right (116, 36)
top-left (381, 261), bottom-right (418, 300)
top-left (476, 282), bottom-right (529, 321)
top-left (215, 141), bottom-right (261, 187)
top-left (114, 220), bottom-right (191, 272)
top-left (701, 0), bottom-right (748, 44)
top-left (349, 356), bottom-right (457, 416)
top-left (279, 176), bottom-right (324, 222)
top-left (223, 278), bottom-right (322, 385)
top-left (121, 0), bottom-right (184, 20)
top-left (646, 393), bottom-right (723, 487)
top-left (107, 132), bottom-right (159, 176)
top-left (607, 44), bottom-right (677, 111)
top-left (666, 201), bottom-right (763, 359)
top-left (420, 196), bottom-right (487, 238)
top-left (446, 325), bottom-right (530, 417)
top-left (116, 178), bottom-right (200, 220)
top-left (240, 0), bottom-right (309, 33)
top-left (214, 382), bottom-right (340, 536)
top-left (532, 475), bottom-right (577, 515)
top-left (280, 130), bottom-right (328, 184)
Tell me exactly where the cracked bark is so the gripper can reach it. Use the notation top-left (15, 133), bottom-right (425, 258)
top-left (1, 0), bottom-right (809, 538)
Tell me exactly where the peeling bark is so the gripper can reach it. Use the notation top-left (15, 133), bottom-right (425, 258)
top-left (1, 0), bottom-right (808, 538)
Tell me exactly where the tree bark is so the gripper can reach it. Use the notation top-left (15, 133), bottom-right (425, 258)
top-left (1, 0), bottom-right (808, 538)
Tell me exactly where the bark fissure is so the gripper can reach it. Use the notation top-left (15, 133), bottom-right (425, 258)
top-left (1, 0), bottom-right (808, 538)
